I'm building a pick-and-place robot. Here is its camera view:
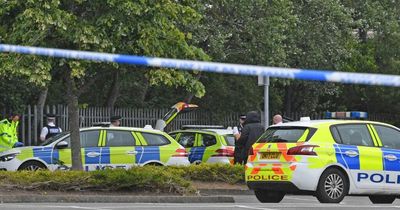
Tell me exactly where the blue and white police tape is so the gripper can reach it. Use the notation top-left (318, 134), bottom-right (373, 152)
top-left (1, 44), bottom-right (400, 87)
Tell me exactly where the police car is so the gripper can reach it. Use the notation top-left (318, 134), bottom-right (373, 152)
top-left (169, 126), bottom-right (235, 164)
top-left (246, 112), bottom-right (400, 204)
top-left (0, 127), bottom-right (189, 171)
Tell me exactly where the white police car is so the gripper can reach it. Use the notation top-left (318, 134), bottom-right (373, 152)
top-left (246, 112), bottom-right (400, 204)
top-left (0, 127), bottom-right (189, 171)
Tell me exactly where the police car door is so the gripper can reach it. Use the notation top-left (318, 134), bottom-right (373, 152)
top-left (332, 124), bottom-right (384, 190)
top-left (53, 130), bottom-right (101, 171)
top-left (100, 129), bottom-right (138, 169)
top-left (176, 132), bottom-right (196, 163)
top-left (134, 132), bottom-right (170, 165)
top-left (197, 133), bottom-right (218, 162)
top-left (371, 124), bottom-right (400, 191)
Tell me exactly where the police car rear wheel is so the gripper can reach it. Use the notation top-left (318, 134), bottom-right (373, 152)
top-left (254, 190), bottom-right (285, 203)
top-left (368, 195), bottom-right (396, 204)
top-left (316, 168), bottom-right (348, 203)
top-left (19, 161), bottom-right (46, 171)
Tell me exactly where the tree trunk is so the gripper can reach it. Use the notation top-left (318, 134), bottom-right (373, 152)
top-left (37, 87), bottom-right (48, 141)
top-left (106, 71), bottom-right (120, 111)
top-left (66, 67), bottom-right (83, 171)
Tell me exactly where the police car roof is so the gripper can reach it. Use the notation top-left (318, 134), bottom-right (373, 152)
top-left (203, 129), bottom-right (233, 135)
top-left (270, 119), bottom-right (395, 128)
top-left (170, 128), bottom-right (233, 135)
top-left (83, 126), bottom-right (164, 134)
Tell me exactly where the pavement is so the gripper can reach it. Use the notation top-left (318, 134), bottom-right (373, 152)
top-left (1, 196), bottom-right (400, 210)
top-left (0, 194), bottom-right (235, 203)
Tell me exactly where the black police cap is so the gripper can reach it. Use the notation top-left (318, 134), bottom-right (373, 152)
top-left (46, 113), bottom-right (56, 118)
top-left (110, 116), bottom-right (122, 122)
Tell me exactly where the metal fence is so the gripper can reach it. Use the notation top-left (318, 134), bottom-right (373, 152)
top-left (13, 105), bottom-right (400, 146)
top-left (18, 105), bottom-right (219, 146)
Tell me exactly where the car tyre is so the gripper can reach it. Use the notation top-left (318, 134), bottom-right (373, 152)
top-left (254, 190), bottom-right (285, 203)
top-left (316, 168), bottom-right (348, 203)
top-left (369, 195), bottom-right (396, 204)
top-left (18, 161), bottom-right (47, 171)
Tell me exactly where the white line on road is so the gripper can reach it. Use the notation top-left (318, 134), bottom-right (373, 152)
top-left (0, 204), bottom-right (112, 210)
top-left (47, 205), bottom-right (112, 210)
top-left (284, 197), bottom-right (316, 202)
top-left (234, 205), bottom-right (278, 210)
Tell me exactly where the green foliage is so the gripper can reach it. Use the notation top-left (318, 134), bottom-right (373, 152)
top-left (0, 0), bottom-right (208, 108)
top-left (172, 163), bottom-right (245, 184)
top-left (0, 164), bottom-right (244, 194)
top-left (0, 0), bottom-right (400, 121)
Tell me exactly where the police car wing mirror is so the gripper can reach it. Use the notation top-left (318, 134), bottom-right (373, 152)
top-left (56, 140), bottom-right (69, 149)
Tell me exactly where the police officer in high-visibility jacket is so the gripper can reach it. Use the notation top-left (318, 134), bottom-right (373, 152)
top-left (0, 113), bottom-right (23, 152)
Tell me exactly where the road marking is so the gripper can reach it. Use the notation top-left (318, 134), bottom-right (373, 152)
top-left (284, 197), bottom-right (316, 202)
top-left (36, 205), bottom-right (112, 210)
top-left (235, 205), bottom-right (278, 210)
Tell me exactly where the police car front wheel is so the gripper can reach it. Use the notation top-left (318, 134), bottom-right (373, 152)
top-left (316, 168), bottom-right (349, 203)
top-left (18, 161), bottom-right (47, 171)
top-left (254, 190), bottom-right (285, 203)
top-left (368, 195), bottom-right (396, 204)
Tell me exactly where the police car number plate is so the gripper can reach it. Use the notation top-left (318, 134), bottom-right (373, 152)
top-left (260, 152), bottom-right (281, 159)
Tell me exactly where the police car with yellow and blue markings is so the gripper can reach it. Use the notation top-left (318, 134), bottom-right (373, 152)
top-left (246, 112), bottom-right (400, 204)
top-left (169, 126), bottom-right (235, 164)
top-left (0, 127), bottom-right (189, 171)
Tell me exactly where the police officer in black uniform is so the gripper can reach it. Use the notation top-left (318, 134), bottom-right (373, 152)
top-left (233, 114), bottom-right (246, 164)
top-left (40, 114), bottom-right (62, 141)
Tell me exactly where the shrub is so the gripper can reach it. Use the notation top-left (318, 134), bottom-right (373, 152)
top-left (0, 164), bottom-right (244, 194)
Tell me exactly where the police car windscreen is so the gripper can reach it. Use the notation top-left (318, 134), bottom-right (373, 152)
top-left (223, 135), bottom-right (235, 146)
top-left (257, 127), bottom-right (309, 143)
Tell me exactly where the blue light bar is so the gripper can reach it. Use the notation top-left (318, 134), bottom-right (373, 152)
top-left (324, 111), bottom-right (368, 119)
top-left (1, 44), bottom-right (400, 86)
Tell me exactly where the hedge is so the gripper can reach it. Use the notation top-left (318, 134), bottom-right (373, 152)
top-left (0, 164), bottom-right (244, 195)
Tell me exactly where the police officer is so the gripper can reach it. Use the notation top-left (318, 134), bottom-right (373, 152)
top-left (233, 114), bottom-right (246, 164)
top-left (237, 111), bottom-right (264, 164)
top-left (110, 116), bottom-right (122, 127)
top-left (0, 113), bottom-right (23, 152)
top-left (40, 114), bottom-right (62, 141)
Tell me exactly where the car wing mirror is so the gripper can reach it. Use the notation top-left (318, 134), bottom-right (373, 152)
top-left (56, 140), bottom-right (69, 149)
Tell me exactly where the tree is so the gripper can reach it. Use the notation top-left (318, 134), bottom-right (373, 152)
top-left (186, 0), bottom-right (296, 117)
top-left (0, 0), bottom-right (207, 170)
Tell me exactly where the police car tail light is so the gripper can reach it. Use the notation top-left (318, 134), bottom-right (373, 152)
top-left (287, 145), bottom-right (319, 156)
top-left (212, 148), bottom-right (234, 157)
top-left (172, 148), bottom-right (188, 157)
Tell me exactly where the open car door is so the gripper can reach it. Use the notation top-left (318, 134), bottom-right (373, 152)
top-left (155, 102), bottom-right (198, 131)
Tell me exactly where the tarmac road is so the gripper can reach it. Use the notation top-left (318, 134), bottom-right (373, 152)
top-left (1, 195), bottom-right (400, 210)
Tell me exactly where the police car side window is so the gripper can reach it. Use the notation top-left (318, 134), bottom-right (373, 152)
top-left (199, 134), bottom-right (217, 147)
top-left (141, 133), bottom-right (170, 146)
top-left (80, 131), bottom-right (100, 147)
top-left (178, 133), bottom-right (195, 148)
top-left (335, 124), bottom-right (374, 147)
top-left (373, 125), bottom-right (400, 149)
top-left (106, 130), bottom-right (135, 147)
top-left (330, 126), bottom-right (342, 144)
top-left (58, 130), bottom-right (100, 148)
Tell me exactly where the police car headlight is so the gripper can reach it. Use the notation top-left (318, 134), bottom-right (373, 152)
top-left (0, 153), bottom-right (17, 162)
